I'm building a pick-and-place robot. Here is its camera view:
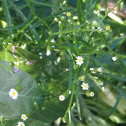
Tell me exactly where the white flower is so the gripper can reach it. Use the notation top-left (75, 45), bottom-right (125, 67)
top-left (66, 12), bottom-right (71, 16)
top-left (90, 68), bottom-right (94, 71)
top-left (112, 57), bottom-right (117, 61)
top-left (98, 67), bottom-right (102, 72)
top-left (67, 90), bottom-right (71, 94)
top-left (101, 87), bottom-right (104, 92)
top-left (63, 0), bottom-right (67, 5)
top-left (106, 25), bottom-right (110, 30)
top-left (54, 17), bottom-right (58, 22)
top-left (75, 56), bottom-right (84, 66)
top-left (90, 92), bottom-right (95, 97)
top-left (40, 56), bottom-right (43, 59)
top-left (21, 114), bottom-right (28, 121)
top-left (17, 121), bottom-right (25, 126)
top-left (9, 89), bottom-right (18, 99)
top-left (73, 16), bottom-right (78, 20)
top-left (81, 82), bottom-right (89, 90)
top-left (54, 17), bottom-right (59, 22)
top-left (46, 50), bottom-right (51, 56)
top-left (79, 76), bottom-right (85, 81)
top-left (59, 95), bottom-right (65, 101)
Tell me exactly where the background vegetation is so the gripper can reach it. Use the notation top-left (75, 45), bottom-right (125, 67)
top-left (0, 0), bottom-right (126, 126)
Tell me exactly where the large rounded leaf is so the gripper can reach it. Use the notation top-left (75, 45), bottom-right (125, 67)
top-left (0, 60), bottom-right (43, 119)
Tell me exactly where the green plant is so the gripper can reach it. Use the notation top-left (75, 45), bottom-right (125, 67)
top-left (0, 0), bottom-right (126, 126)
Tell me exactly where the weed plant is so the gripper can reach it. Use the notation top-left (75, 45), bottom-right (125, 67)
top-left (0, 0), bottom-right (126, 126)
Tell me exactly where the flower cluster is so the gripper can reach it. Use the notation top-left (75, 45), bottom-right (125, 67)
top-left (9, 88), bottom-right (28, 126)
top-left (17, 114), bottom-right (28, 126)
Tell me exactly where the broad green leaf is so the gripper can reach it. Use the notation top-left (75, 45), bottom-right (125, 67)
top-left (29, 120), bottom-right (50, 126)
top-left (0, 60), bottom-right (43, 119)
top-left (30, 80), bottom-right (70, 123)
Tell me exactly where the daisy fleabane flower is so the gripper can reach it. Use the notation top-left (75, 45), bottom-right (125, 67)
top-left (66, 12), bottom-right (71, 16)
top-left (21, 114), bottom-right (28, 121)
top-left (17, 121), bottom-right (25, 126)
top-left (81, 82), bottom-right (89, 90)
top-left (59, 95), bottom-right (65, 101)
top-left (112, 57), bottom-right (117, 61)
top-left (98, 67), bottom-right (102, 72)
top-left (9, 88), bottom-right (18, 99)
top-left (79, 76), bottom-right (85, 81)
top-left (75, 56), bottom-right (83, 66)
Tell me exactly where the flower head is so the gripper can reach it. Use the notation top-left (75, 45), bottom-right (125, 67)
top-left (9, 89), bottom-right (18, 99)
top-left (75, 56), bottom-right (83, 66)
top-left (90, 92), bottom-right (95, 97)
top-left (21, 114), bottom-right (28, 121)
top-left (98, 67), bottom-right (102, 72)
top-left (112, 57), bottom-right (117, 61)
top-left (46, 46), bottom-right (51, 56)
top-left (59, 95), bottom-right (65, 101)
top-left (79, 76), bottom-right (85, 81)
top-left (66, 12), bottom-right (71, 16)
top-left (90, 68), bottom-right (94, 71)
top-left (17, 121), bottom-right (25, 126)
top-left (106, 25), bottom-right (111, 30)
top-left (81, 82), bottom-right (89, 90)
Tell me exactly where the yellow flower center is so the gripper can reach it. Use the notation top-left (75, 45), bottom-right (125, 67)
top-left (106, 26), bottom-right (110, 30)
top-left (80, 76), bottom-right (84, 81)
top-left (23, 116), bottom-right (26, 119)
top-left (83, 85), bottom-right (87, 88)
top-left (67, 12), bottom-right (71, 16)
top-left (78, 59), bottom-right (82, 62)
top-left (12, 92), bottom-right (16, 96)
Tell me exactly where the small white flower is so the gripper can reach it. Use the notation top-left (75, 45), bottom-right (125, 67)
top-left (90, 92), bottom-right (95, 97)
top-left (73, 16), bottom-right (78, 20)
top-left (81, 82), bottom-right (89, 90)
top-left (66, 12), bottom-right (71, 16)
top-left (101, 87), bottom-right (104, 92)
top-left (51, 39), bottom-right (55, 43)
top-left (21, 114), bottom-right (28, 121)
top-left (112, 57), bottom-right (117, 61)
top-left (58, 21), bottom-right (62, 24)
top-left (98, 81), bottom-right (103, 86)
top-left (98, 67), bottom-right (102, 72)
top-left (9, 89), bottom-right (18, 99)
top-left (90, 68), bottom-right (94, 71)
top-left (39, 52), bottom-right (42, 55)
top-left (97, 27), bottom-right (102, 31)
top-left (79, 76), bottom-right (85, 81)
top-left (46, 50), bottom-right (51, 56)
top-left (67, 90), bottom-right (71, 94)
top-left (106, 25), bottom-right (111, 30)
top-left (75, 56), bottom-right (84, 66)
top-left (63, 0), bottom-right (67, 5)
top-left (59, 95), bottom-right (65, 101)
top-left (94, 77), bottom-right (98, 79)
top-left (40, 56), bottom-right (43, 59)
top-left (54, 17), bottom-right (58, 22)
top-left (17, 121), bottom-right (25, 126)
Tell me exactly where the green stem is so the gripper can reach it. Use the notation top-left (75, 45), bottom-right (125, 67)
top-left (5, 18), bottom-right (36, 43)
top-left (25, 0), bottom-right (53, 33)
top-left (2, 0), bottom-right (12, 37)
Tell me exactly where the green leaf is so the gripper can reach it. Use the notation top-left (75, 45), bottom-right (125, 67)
top-left (0, 44), bottom-right (44, 78)
top-left (0, 60), bottom-right (43, 119)
top-left (31, 80), bottom-right (70, 122)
